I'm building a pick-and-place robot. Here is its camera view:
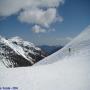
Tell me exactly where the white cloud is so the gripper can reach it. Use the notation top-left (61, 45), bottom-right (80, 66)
top-left (18, 8), bottom-right (57, 27)
top-left (32, 25), bottom-right (56, 34)
top-left (32, 25), bottom-right (46, 33)
top-left (0, 0), bottom-right (64, 33)
top-left (0, 0), bottom-right (64, 17)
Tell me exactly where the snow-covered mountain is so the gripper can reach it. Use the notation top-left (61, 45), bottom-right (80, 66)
top-left (0, 26), bottom-right (90, 90)
top-left (0, 36), bottom-right (46, 68)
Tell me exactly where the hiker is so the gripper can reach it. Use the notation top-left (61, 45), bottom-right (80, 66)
top-left (69, 48), bottom-right (71, 53)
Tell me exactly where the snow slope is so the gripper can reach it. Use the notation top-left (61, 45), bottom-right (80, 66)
top-left (35, 25), bottom-right (90, 65)
top-left (0, 52), bottom-right (89, 90)
top-left (0, 26), bottom-right (90, 90)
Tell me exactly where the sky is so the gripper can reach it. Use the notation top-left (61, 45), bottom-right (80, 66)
top-left (0, 0), bottom-right (90, 46)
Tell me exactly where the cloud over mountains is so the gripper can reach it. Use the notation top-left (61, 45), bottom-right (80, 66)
top-left (18, 8), bottom-right (57, 28)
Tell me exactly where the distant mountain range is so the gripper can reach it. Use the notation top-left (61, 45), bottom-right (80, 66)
top-left (39, 45), bottom-right (63, 55)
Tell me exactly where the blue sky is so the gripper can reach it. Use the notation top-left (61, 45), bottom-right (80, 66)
top-left (0, 0), bottom-right (90, 45)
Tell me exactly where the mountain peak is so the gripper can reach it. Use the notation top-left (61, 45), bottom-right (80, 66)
top-left (0, 36), bottom-right (46, 68)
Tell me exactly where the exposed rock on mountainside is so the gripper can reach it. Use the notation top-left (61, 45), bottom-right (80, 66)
top-left (0, 36), bottom-right (46, 68)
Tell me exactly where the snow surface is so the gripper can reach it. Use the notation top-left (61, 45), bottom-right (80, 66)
top-left (8, 36), bottom-right (41, 56)
top-left (0, 26), bottom-right (90, 90)
top-left (8, 36), bottom-right (35, 47)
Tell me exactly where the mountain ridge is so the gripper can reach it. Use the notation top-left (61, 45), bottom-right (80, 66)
top-left (0, 36), bottom-right (46, 68)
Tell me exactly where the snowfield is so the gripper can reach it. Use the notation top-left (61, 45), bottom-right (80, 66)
top-left (0, 26), bottom-right (90, 90)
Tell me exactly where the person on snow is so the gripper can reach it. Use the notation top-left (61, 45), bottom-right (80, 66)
top-left (69, 48), bottom-right (71, 53)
